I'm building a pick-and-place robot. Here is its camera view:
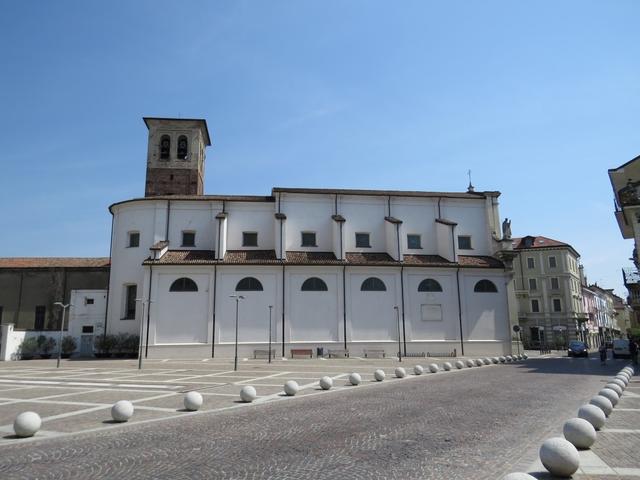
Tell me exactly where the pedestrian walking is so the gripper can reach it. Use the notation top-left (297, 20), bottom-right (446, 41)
top-left (599, 342), bottom-right (607, 366)
top-left (629, 337), bottom-right (638, 367)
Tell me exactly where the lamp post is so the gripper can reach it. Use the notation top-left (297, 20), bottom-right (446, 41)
top-left (394, 306), bottom-right (402, 362)
top-left (230, 295), bottom-right (245, 371)
top-left (135, 298), bottom-right (151, 370)
top-left (53, 302), bottom-right (72, 368)
top-left (268, 305), bottom-right (273, 364)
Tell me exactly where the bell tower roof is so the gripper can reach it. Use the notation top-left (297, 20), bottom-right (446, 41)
top-left (143, 117), bottom-right (211, 146)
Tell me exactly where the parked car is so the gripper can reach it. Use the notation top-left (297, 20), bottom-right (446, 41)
top-left (613, 339), bottom-right (631, 359)
top-left (567, 340), bottom-right (589, 357)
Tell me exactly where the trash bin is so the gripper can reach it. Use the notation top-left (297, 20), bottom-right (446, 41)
top-left (317, 347), bottom-right (324, 358)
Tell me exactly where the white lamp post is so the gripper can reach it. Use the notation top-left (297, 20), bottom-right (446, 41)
top-left (230, 295), bottom-right (245, 371)
top-left (53, 302), bottom-right (72, 368)
top-left (394, 306), bottom-right (402, 362)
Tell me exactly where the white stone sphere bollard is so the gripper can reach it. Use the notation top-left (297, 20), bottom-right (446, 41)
top-left (395, 367), bottom-right (407, 378)
top-left (620, 371), bottom-right (632, 381)
top-left (578, 404), bottom-right (606, 430)
top-left (349, 372), bottom-right (362, 386)
top-left (611, 378), bottom-right (626, 391)
top-left (615, 375), bottom-right (629, 386)
top-left (443, 362), bottom-right (452, 371)
top-left (240, 385), bottom-right (257, 403)
top-left (599, 388), bottom-right (620, 406)
top-left (429, 363), bottom-right (439, 373)
top-left (13, 412), bottom-right (41, 438)
top-left (563, 417), bottom-right (597, 449)
top-left (624, 366), bottom-right (635, 374)
top-left (502, 473), bottom-right (537, 480)
top-left (539, 437), bottom-right (580, 477)
top-left (499, 356), bottom-right (506, 363)
top-left (374, 369), bottom-right (386, 381)
top-left (483, 358), bottom-right (492, 365)
top-left (606, 382), bottom-right (624, 396)
top-left (319, 376), bottom-right (333, 390)
top-left (522, 353), bottom-right (528, 359)
top-left (619, 369), bottom-right (631, 377)
top-left (590, 395), bottom-right (613, 417)
top-left (475, 359), bottom-right (484, 367)
top-left (414, 365), bottom-right (424, 375)
top-left (466, 359), bottom-right (475, 367)
top-left (284, 380), bottom-right (299, 396)
top-left (111, 400), bottom-right (134, 422)
top-left (455, 360), bottom-right (465, 369)
top-left (491, 357), bottom-right (500, 364)
top-left (506, 355), bottom-right (513, 362)
top-left (183, 391), bottom-right (203, 411)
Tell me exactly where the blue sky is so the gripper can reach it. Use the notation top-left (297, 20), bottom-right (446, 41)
top-left (1, 1), bottom-right (638, 296)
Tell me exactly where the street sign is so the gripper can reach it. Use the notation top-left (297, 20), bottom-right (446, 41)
top-left (513, 325), bottom-right (521, 333)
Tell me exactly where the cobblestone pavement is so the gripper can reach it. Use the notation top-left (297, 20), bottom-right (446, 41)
top-left (0, 354), bottom-right (628, 479)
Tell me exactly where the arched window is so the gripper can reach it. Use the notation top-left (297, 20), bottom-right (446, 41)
top-left (418, 279), bottom-right (443, 292)
top-left (160, 135), bottom-right (171, 159)
top-left (169, 277), bottom-right (198, 292)
top-left (301, 277), bottom-right (328, 291)
top-left (361, 277), bottom-right (386, 291)
top-left (474, 279), bottom-right (498, 293)
top-left (236, 277), bottom-right (263, 291)
top-left (177, 135), bottom-right (188, 160)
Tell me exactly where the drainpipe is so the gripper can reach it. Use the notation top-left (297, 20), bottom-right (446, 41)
top-left (103, 214), bottom-right (114, 339)
top-left (145, 264), bottom-right (153, 358)
top-left (456, 266), bottom-right (465, 356)
top-left (165, 200), bottom-right (171, 241)
top-left (211, 264), bottom-right (217, 358)
top-left (395, 221), bottom-right (407, 355)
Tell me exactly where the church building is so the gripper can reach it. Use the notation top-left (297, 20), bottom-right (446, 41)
top-left (106, 118), bottom-right (516, 358)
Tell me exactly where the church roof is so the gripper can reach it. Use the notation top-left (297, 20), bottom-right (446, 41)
top-left (511, 236), bottom-right (580, 257)
top-left (0, 257), bottom-right (110, 269)
top-left (272, 187), bottom-right (500, 199)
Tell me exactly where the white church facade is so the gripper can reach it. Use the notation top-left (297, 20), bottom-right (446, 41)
top-left (105, 118), bottom-right (517, 358)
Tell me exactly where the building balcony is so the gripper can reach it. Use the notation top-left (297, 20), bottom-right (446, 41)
top-left (623, 268), bottom-right (640, 287)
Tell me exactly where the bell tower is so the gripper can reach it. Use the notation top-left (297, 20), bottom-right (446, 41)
top-left (143, 117), bottom-right (211, 197)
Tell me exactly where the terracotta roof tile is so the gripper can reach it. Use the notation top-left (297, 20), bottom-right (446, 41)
top-left (223, 250), bottom-right (279, 264)
top-left (0, 258), bottom-right (110, 269)
top-left (285, 251), bottom-right (342, 264)
top-left (403, 255), bottom-right (453, 267)
top-left (458, 255), bottom-right (504, 268)
top-left (144, 250), bottom-right (217, 264)
top-left (511, 236), bottom-right (580, 257)
top-left (345, 252), bottom-right (397, 265)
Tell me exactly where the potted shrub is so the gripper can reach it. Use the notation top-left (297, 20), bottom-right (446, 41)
top-left (94, 334), bottom-right (117, 358)
top-left (124, 334), bottom-right (140, 358)
top-left (19, 338), bottom-right (39, 360)
top-left (40, 337), bottom-right (56, 359)
top-left (61, 336), bottom-right (77, 358)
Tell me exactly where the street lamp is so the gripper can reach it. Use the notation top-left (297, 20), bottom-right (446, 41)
top-left (230, 295), bottom-right (245, 371)
top-left (135, 298), bottom-right (152, 370)
top-left (268, 305), bottom-right (273, 364)
top-left (53, 302), bottom-right (72, 368)
top-left (394, 306), bottom-right (402, 362)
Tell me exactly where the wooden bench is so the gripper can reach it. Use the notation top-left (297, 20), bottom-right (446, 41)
top-left (253, 349), bottom-right (275, 359)
top-left (363, 349), bottom-right (386, 358)
top-left (327, 349), bottom-right (350, 358)
top-left (427, 349), bottom-right (457, 358)
top-left (290, 348), bottom-right (313, 358)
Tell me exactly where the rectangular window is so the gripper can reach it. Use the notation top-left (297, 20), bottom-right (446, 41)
top-left (528, 278), bottom-right (537, 291)
top-left (531, 299), bottom-right (540, 313)
top-left (457, 235), bottom-right (472, 250)
top-left (553, 298), bottom-right (562, 312)
top-left (0, 306), bottom-right (3, 323)
top-left (549, 256), bottom-right (557, 268)
top-left (301, 232), bottom-right (316, 247)
top-left (407, 234), bottom-right (422, 249)
top-left (242, 232), bottom-right (258, 247)
top-left (85, 297), bottom-right (95, 305)
top-left (124, 285), bottom-right (137, 319)
top-left (551, 277), bottom-right (559, 290)
top-left (82, 326), bottom-right (94, 334)
top-left (355, 233), bottom-right (371, 248)
top-left (182, 231), bottom-right (195, 247)
top-left (527, 257), bottom-right (535, 269)
top-left (34, 305), bottom-right (46, 330)
top-left (128, 232), bottom-right (140, 248)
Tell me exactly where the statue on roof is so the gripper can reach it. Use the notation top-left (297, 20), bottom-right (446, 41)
top-left (502, 218), bottom-right (512, 240)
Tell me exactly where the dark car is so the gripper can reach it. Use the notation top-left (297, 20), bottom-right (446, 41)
top-left (568, 341), bottom-right (589, 357)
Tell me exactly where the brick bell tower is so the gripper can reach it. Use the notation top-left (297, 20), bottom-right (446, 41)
top-left (143, 117), bottom-right (211, 197)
